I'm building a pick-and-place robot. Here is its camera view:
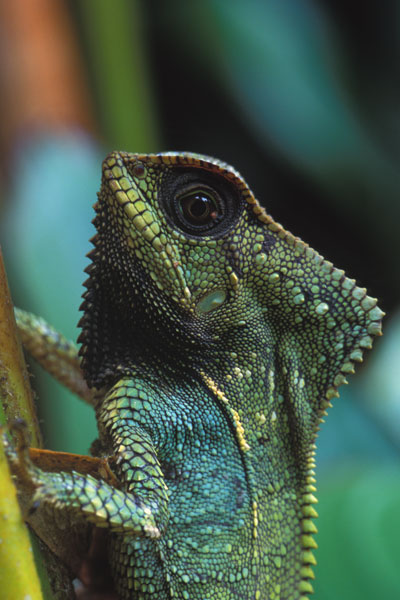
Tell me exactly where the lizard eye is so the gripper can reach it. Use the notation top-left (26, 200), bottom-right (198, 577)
top-left (160, 168), bottom-right (243, 238)
top-left (178, 190), bottom-right (220, 227)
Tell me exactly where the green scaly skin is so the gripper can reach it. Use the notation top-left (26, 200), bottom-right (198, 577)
top-left (10, 151), bottom-right (383, 599)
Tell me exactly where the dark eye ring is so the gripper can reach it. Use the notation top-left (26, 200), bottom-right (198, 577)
top-left (178, 190), bottom-right (220, 226)
top-left (161, 170), bottom-right (243, 238)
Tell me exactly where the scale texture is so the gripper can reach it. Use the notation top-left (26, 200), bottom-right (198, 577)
top-left (13, 152), bottom-right (383, 599)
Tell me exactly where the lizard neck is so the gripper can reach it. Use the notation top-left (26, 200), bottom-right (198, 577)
top-left (198, 305), bottom-right (319, 455)
top-left (197, 308), bottom-right (319, 597)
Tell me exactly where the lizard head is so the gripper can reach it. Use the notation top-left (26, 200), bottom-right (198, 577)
top-left (95, 150), bottom-right (259, 315)
top-left (79, 151), bottom-right (256, 386)
top-left (79, 151), bottom-right (383, 394)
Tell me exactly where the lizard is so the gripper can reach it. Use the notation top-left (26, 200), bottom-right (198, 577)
top-left (4, 151), bottom-right (383, 599)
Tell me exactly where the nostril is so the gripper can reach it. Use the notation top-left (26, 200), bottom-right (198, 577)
top-left (133, 163), bottom-right (146, 178)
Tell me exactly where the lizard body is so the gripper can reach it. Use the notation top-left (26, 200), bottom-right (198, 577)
top-left (8, 152), bottom-right (383, 599)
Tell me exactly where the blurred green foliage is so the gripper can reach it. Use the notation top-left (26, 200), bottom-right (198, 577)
top-left (1, 0), bottom-right (399, 597)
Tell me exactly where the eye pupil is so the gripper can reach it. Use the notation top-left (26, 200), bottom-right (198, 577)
top-left (188, 195), bottom-right (210, 217)
top-left (180, 192), bottom-right (218, 225)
